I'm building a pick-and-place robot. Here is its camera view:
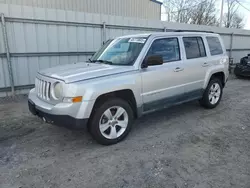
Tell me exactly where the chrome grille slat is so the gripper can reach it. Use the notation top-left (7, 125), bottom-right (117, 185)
top-left (35, 78), bottom-right (51, 101)
top-left (38, 80), bottom-right (40, 97)
top-left (40, 80), bottom-right (43, 97)
top-left (42, 80), bottom-right (45, 99)
top-left (39, 79), bottom-right (41, 97)
top-left (40, 80), bottom-right (43, 98)
top-left (45, 81), bottom-right (47, 99)
top-left (48, 82), bottom-right (51, 99)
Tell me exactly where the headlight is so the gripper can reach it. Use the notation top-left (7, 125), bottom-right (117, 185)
top-left (52, 82), bottom-right (63, 99)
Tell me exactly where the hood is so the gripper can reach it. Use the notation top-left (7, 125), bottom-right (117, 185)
top-left (38, 62), bottom-right (136, 83)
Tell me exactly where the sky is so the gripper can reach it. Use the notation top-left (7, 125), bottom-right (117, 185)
top-left (160, 0), bottom-right (250, 30)
top-left (233, 0), bottom-right (250, 29)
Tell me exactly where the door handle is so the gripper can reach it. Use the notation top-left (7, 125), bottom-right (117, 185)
top-left (202, 62), bottom-right (209, 67)
top-left (174, 67), bottom-right (184, 72)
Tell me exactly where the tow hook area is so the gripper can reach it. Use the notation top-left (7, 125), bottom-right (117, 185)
top-left (42, 117), bottom-right (53, 124)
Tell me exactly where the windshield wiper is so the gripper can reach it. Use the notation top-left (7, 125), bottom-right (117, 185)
top-left (88, 58), bottom-right (93, 63)
top-left (91, 59), bottom-right (113, 65)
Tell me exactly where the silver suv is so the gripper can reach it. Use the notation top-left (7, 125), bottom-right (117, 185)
top-left (28, 32), bottom-right (229, 145)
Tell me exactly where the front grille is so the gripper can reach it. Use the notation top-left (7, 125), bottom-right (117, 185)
top-left (35, 78), bottom-right (51, 100)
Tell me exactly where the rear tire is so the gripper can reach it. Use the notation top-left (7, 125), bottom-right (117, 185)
top-left (89, 98), bottom-right (134, 145)
top-left (199, 78), bottom-right (223, 109)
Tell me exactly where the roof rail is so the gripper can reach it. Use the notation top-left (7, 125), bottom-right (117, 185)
top-left (175, 30), bottom-right (214, 33)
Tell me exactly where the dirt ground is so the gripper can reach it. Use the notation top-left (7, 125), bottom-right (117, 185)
top-left (0, 77), bottom-right (250, 188)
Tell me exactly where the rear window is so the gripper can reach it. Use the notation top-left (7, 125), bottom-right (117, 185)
top-left (206, 37), bottom-right (223, 56)
top-left (183, 37), bottom-right (206, 59)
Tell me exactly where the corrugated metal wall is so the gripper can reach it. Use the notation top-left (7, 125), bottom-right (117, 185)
top-left (0, 4), bottom-right (250, 96)
top-left (0, 0), bottom-right (161, 20)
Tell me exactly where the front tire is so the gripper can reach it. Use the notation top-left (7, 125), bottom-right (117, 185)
top-left (89, 98), bottom-right (134, 145)
top-left (200, 78), bottom-right (223, 109)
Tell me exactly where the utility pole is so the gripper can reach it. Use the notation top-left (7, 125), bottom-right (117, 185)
top-left (220, 0), bottom-right (225, 27)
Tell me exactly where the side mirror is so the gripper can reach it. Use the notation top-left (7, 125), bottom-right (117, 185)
top-left (141, 55), bottom-right (163, 68)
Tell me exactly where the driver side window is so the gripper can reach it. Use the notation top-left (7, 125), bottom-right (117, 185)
top-left (146, 38), bottom-right (180, 63)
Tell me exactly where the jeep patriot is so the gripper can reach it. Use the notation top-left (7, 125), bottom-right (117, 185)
top-left (28, 32), bottom-right (229, 145)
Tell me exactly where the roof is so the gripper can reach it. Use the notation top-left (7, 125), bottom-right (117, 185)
top-left (118, 32), bottom-right (219, 39)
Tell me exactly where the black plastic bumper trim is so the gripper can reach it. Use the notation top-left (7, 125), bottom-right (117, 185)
top-left (28, 99), bottom-right (88, 130)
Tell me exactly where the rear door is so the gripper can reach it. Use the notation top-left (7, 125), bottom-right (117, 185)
top-left (180, 36), bottom-right (208, 99)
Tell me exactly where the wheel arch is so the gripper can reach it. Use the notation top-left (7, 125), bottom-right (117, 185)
top-left (204, 71), bottom-right (226, 89)
top-left (90, 89), bottom-right (139, 120)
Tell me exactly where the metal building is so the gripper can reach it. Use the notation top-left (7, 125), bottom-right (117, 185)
top-left (0, 3), bottom-right (250, 97)
top-left (0, 0), bottom-right (162, 20)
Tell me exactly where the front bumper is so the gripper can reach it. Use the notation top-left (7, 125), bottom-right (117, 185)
top-left (28, 99), bottom-right (88, 129)
top-left (28, 88), bottom-right (93, 129)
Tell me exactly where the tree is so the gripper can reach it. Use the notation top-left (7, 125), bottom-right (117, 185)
top-left (229, 13), bottom-right (244, 28)
top-left (162, 0), bottom-right (197, 23)
top-left (162, 0), bottom-right (219, 26)
top-left (223, 0), bottom-right (244, 28)
top-left (190, 0), bottom-right (218, 26)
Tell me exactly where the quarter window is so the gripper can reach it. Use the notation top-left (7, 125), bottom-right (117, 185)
top-left (197, 37), bottom-right (206, 57)
top-left (206, 36), bottom-right (223, 56)
top-left (146, 38), bottom-right (180, 63)
top-left (183, 37), bottom-right (206, 59)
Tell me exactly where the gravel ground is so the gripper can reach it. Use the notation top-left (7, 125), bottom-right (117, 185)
top-left (0, 78), bottom-right (250, 188)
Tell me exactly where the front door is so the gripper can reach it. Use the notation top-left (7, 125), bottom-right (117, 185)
top-left (141, 37), bottom-right (186, 112)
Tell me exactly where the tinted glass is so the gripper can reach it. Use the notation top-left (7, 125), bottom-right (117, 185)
top-left (147, 38), bottom-right (180, 63)
top-left (197, 37), bottom-right (206, 57)
top-left (206, 37), bottom-right (223, 56)
top-left (183, 37), bottom-right (200, 59)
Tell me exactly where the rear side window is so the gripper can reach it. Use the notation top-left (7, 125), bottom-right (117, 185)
top-left (183, 37), bottom-right (206, 59)
top-left (146, 38), bottom-right (180, 63)
top-left (206, 36), bottom-right (223, 56)
top-left (197, 38), bottom-right (206, 57)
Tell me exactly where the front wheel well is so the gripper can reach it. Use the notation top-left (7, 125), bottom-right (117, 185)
top-left (210, 72), bottom-right (225, 87)
top-left (91, 89), bottom-right (138, 119)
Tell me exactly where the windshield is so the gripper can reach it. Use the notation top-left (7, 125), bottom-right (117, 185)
top-left (90, 37), bottom-right (147, 65)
